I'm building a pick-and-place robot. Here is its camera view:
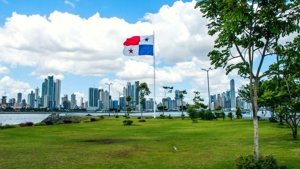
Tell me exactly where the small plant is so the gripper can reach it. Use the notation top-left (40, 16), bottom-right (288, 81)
top-left (123, 120), bottom-right (133, 125)
top-left (115, 115), bottom-right (119, 118)
top-left (235, 155), bottom-right (280, 169)
top-left (137, 117), bottom-right (142, 119)
top-left (90, 118), bottom-right (96, 122)
top-left (19, 123), bottom-right (27, 127)
top-left (227, 112), bottom-right (234, 120)
top-left (138, 119), bottom-right (146, 122)
top-left (99, 116), bottom-right (104, 119)
top-left (45, 121), bottom-right (54, 125)
top-left (26, 122), bottom-right (34, 126)
top-left (63, 119), bottom-right (73, 123)
top-left (2, 124), bottom-right (16, 129)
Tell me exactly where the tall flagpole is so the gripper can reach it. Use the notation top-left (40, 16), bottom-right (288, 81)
top-left (153, 31), bottom-right (156, 118)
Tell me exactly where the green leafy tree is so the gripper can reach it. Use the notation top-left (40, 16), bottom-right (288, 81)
top-left (236, 107), bottom-right (242, 119)
top-left (162, 86), bottom-right (173, 116)
top-left (125, 96), bottom-right (132, 119)
top-left (137, 82), bottom-right (151, 118)
top-left (179, 90), bottom-right (187, 119)
top-left (268, 35), bottom-right (300, 139)
top-left (195, 0), bottom-right (300, 160)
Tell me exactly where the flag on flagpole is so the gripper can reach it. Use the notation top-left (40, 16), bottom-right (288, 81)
top-left (123, 35), bottom-right (154, 56)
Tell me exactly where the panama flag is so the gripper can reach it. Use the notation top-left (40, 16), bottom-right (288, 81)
top-left (123, 35), bottom-right (154, 56)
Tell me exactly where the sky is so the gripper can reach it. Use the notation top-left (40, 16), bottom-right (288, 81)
top-left (0, 0), bottom-right (286, 106)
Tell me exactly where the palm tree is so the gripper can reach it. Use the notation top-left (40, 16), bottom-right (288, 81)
top-left (179, 90), bottom-right (187, 119)
top-left (137, 82), bottom-right (151, 118)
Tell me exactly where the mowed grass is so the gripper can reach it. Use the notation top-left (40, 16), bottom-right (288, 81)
top-left (0, 117), bottom-right (299, 169)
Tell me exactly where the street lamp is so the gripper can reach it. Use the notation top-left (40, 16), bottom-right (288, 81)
top-left (105, 82), bottom-right (113, 117)
top-left (201, 68), bottom-right (212, 110)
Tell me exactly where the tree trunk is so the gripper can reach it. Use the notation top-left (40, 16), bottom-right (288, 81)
top-left (253, 80), bottom-right (259, 161)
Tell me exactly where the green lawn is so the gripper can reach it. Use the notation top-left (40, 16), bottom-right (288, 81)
top-left (0, 117), bottom-right (299, 169)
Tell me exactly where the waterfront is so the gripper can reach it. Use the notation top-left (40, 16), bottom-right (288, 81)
top-left (0, 111), bottom-right (270, 125)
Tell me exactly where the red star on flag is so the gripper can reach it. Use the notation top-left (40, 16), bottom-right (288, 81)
top-left (129, 48), bottom-right (134, 54)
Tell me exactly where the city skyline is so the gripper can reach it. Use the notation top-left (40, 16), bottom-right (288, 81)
top-left (0, 0), bottom-right (282, 106)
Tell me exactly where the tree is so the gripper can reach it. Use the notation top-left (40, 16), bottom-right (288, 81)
top-left (179, 90), bottom-right (187, 119)
top-left (192, 91), bottom-right (207, 110)
top-left (137, 82), bottom-right (151, 119)
top-left (125, 96), bottom-right (132, 118)
top-left (162, 86), bottom-right (173, 116)
top-left (236, 107), bottom-right (242, 119)
top-left (195, 0), bottom-right (300, 160)
top-left (268, 35), bottom-right (300, 139)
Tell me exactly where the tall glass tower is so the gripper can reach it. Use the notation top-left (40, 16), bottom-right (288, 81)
top-left (230, 79), bottom-right (236, 109)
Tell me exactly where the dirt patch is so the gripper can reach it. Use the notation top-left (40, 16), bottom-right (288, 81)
top-left (84, 139), bottom-right (134, 144)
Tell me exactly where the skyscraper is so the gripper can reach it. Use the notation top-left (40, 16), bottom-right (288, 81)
top-left (35, 87), bottom-right (39, 108)
top-left (17, 92), bottom-right (22, 104)
top-left (71, 93), bottom-right (76, 109)
top-left (230, 79), bottom-right (236, 109)
top-left (88, 88), bottom-right (99, 110)
top-left (55, 79), bottom-right (61, 107)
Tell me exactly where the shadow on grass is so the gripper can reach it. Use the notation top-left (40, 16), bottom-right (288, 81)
top-left (83, 139), bottom-right (136, 144)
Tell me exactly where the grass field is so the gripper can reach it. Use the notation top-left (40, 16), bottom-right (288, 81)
top-left (0, 116), bottom-right (299, 169)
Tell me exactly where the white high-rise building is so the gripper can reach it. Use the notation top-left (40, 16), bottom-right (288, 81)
top-left (55, 79), bottom-right (61, 107)
top-left (71, 93), bottom-right (76, 109)
top-left (230, 79), bottom-right (236, 109)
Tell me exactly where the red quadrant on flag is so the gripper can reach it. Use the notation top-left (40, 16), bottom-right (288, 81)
top-left (123, 36), bottom-right (140, 46)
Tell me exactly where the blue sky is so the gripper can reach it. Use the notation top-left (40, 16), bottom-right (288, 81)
top-left (0, 0), bottom-right (282, 105)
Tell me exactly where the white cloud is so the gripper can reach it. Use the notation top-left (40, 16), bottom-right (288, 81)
top-left (0, 64), bottom-right (9, 74)
top-left (64, 0), bottom-right (75, 8)
top-left (0, 76), bottom-right (31, 99)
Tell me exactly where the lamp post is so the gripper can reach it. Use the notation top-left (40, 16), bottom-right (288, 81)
top-left (201, 68), bottom-right (212, 110)
top-left (105, 82), bottom-right (113, 117)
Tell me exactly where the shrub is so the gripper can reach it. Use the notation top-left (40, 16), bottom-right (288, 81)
top-left (204, 111), bottom-right (214, 120)
top-left (26, 122), bottom-right (34, 126)
top-left (137, 117), bottom-right (142, 119)
top-left (123, 120), bottom-right (133, 125)
top-left (19, 123), bottom-right (27, 127)
top-left (138, 119), bottom-right (146, 122)
top-left (45, 121), bottom-right (54, 125)
top-left (227, 112), bottom-right (234, 120)
top-left (115, 116), bottom-right (119, 118)
top-left (269, 117), bottom-right (278, 123)
top-left (235, 155), bottom-right (280, 169)
top-left (2, 124), bottom-right (16, 129)
top-left (90, 118), bottom-right (96, 122)
top-left (63, 119), bottom-right (73, 123)
top-left (34, 122), bottom-right (46, 126)
top-left (99, 116), bottom-right (104, 119)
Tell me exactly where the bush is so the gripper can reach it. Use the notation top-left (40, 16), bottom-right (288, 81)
top-left (63, 119), bottom-right (73, 123)
top-left (45, 121), bottom-right (54, 125)
top-left (99, 116), bottom-right (104, 119)
top-left (269, 117), bottom-right (278, 123)
top-left (123, 120), bottom-right (133, 125)
top-left (235, 155), bottom-right (280, 169)
top-left (34, 122), bottom-right (46, 126)
top-left (115, 116), bottom-right (119, 118)
top-left (19, 123), bottom-right (27, 127)
top-left (137, 117), bottom-right (142, 119)
top-left (138, 119), bottom-right (146, 122)
top-left (2, 124), bottom-right (16, 129)
top-left (26, 122), bottom-right (34, 126)
top-left (90, 118), bottom-right (96, 122)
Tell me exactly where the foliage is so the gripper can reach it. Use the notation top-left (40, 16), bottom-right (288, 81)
top-left (195, 0), bottom-right (300, 160)
top-left (235, 155), bottom-right (280, 169)
top-left (221, 111), bottom-right (226, 120)
top-left (19, 122), bottom-right (34, 127)
top-left (137, 82), bottom-right (151, 118)
top-left (45, 121), bottom-right (54, 125)
top-left (179, 90), bottom-right (188, 119)
top-left (90, 118), bottom-right (96, 122)
top-left (227, 112), bottom-right (234, 121)
top-left (63, 119), bottom-right (73, 124)
top-left (192, 91), bottom-right (207, 109)
top-left (123, 120), bottom-right (133, 126)
top-left (236, 107), bottom-right (243, 119)
top-left (187, 106), bottom-right (198, 122)
top-left (214, 105), bottom-right (222, 111)
top-left (1, 124), bottom-right (16, 129)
